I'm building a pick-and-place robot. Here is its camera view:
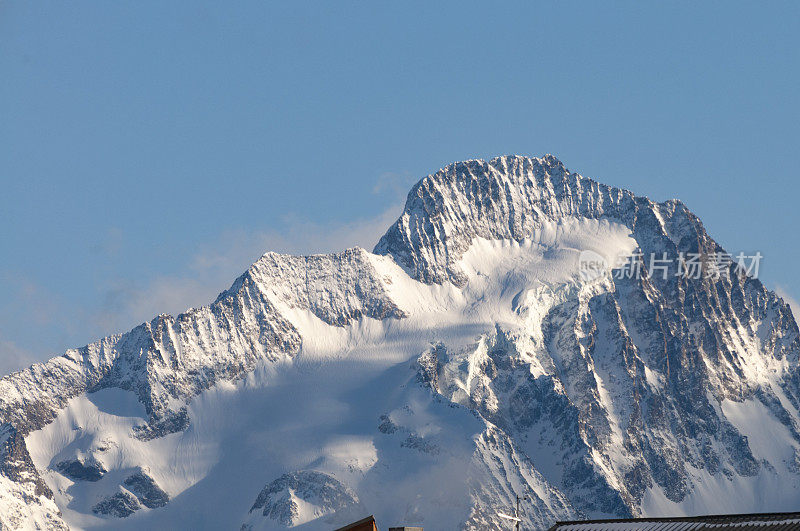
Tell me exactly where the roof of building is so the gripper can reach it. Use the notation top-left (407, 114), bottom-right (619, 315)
top-left (548, 512), bottom-right (800, 531)
top-left (334, 515), bottom-right (379, 531)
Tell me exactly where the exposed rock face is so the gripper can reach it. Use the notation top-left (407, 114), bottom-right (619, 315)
top-left (0, 155), bottom-right (798, 529)
top-left (246, 248), bottom-right (406, 326)
top-left (0, 423), bottom-right (65, 529)
top-left (80, 469), bottom-right (168, 519)
top-left (417, 336), bottom-right (629, 517)
top-left (0, 261), bottom-right (307, 437)
top-left (132, 407), bottom-right (190, 441)
top-left (375, 155), bottom-right (639, 285)
top-left (466, 426), bottom-right (577, 529)
top-left (92, 489), bottom-right (141, 518)
top-left (0, 424), bottom-right (53, 499)
top-left (242, 471), bottom-right (362, 529)
top-left (384, 155), bottom-right (800, 513)
top-left (123, 470), bottom-right (170, 509)
top-left (56, 456), bottom-right (106, 482)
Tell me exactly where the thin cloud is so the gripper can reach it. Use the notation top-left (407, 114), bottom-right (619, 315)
top-left (0, 336), bottom-right (38, 376)
top-left (372, 171), bottom-right (417, 197)
top-left (89, 226), bottom-right (125, 258)
top-left (7, 276), bottom-right (61, 327)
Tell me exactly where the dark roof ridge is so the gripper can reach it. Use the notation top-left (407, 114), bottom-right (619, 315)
top-left (548, 511), bottom-right (800, 530)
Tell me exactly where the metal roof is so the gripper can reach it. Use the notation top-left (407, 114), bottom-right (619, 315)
top-left (548, 512), bottom-right (800, 531)
top-left (333, 515), bottom-right (378, 531)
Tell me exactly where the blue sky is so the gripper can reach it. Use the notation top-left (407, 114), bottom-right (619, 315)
top-left (1, 1), bottom-right (798, 373)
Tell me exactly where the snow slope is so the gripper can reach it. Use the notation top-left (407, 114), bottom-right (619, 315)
top-left (1, 155), bottom-right (799, 529)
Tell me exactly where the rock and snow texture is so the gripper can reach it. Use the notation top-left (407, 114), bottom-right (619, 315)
top-left (0, 424), bottom-right (67, 529)
top-left (241, 470), bottom-right (363, 530)
top-left (0, 155), bottom-right (798, 529)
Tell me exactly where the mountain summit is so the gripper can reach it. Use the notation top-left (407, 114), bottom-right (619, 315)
top-left (1, 155), bottom-right (798, 530)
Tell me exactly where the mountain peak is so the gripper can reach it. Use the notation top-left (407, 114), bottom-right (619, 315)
top-left (2, 156), bottom-right (799, 529)
top-left (374, 154), bottom-right (637, 285)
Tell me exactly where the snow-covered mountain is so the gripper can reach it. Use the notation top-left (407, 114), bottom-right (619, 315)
top-left (1, 155), bottom-right (798, 530)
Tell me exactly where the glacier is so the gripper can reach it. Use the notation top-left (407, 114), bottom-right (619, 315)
top-left (0, 155), bottom-right (798, 529)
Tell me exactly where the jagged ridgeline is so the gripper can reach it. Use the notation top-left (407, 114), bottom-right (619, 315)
top-left (0, 156), bottom-right (797, 530)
